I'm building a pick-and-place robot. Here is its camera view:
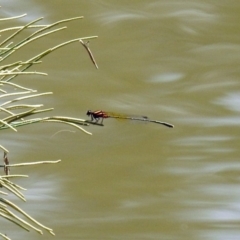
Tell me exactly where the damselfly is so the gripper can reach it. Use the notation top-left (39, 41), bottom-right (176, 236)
top-left (86, 110), bottom-right (174, 128)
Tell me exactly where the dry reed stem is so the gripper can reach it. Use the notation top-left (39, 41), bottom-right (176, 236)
top-left (0, 107), bottom-right (14, 115)
top-left (0, 145), bottom-right (8, 153)
top-left (0, 13), bottom-right (99, 238)
top-left (1, 178), bottom-right (26, 191)
top-left (0, 14), bottom-right (27, 21)
top-left (0, 71), bottom-right (47, 76)
top-left (6, 160), bottom-right (61, 167)
top-left (0, 17), bottom-right (43, 47)
top-left (0, 119), bottom-right (17, 132)
top-left (0, 25), bottom-right (47, 33)
top-left (44, 119), bottom-right (92, 135)
top-left (0, 60), bottom-right (41, 71)
top-left (1, 175), bottom-right (28, 178)
top-left (79, 39), bottom-right (98, 69)
top-left (0, 191), bottom-right (8, 195)
top-left (27, 16), bottom-right (84, 40)
top-left (2, 208), bottom-right (43, 234)
top-left (0, 233), bottom-right (11, 240)
top-left (0, 91), bottom-right (36, 99)
top-left (5, 104), bottom-right (43, 110)
top-left (0, 211), bottom-right (30, 232)
top-left (0, 180), bottom-right (26, 201)
top-left (0, 92), bottom-right (52, 107)
top-left (1, 198), bottom-right (54, 232)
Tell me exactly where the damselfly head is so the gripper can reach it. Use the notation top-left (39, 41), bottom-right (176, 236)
top-left (86, 110), bottom-right (92, 116)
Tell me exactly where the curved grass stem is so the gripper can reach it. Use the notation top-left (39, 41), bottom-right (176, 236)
top-left (0, 13), bottom-right (97, 238)
top-left (0, 17), bottom-right (43, 47)
top-left (0, 14), bottom-right (27, 21)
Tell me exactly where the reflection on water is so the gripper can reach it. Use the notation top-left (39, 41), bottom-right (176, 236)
top-left (216, 92), bottom-right (240, 113)
top-left (149, 72), bottom-right (184, 83)
top-left (1, 1), bottom-right (240, 240)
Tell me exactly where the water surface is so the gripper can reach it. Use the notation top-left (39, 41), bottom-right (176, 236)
top-left (1, 1), bottom-right (240, 240)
